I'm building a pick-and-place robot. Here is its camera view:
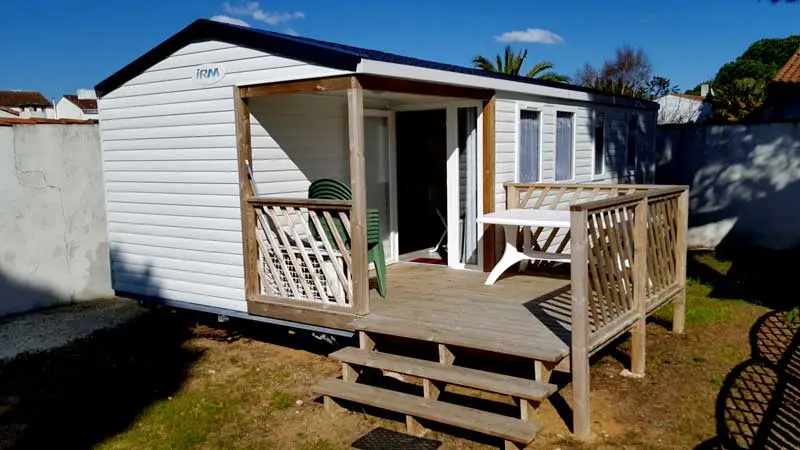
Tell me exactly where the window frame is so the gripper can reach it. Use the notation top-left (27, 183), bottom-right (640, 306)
top-left (554, 109), bottom-right (576, 182)
top-left (514, 102), bottom-right (543, 183)
top-left (592, 110), bottom-right (607, 180)
top-left (626, 113), bottom-right (639, 171)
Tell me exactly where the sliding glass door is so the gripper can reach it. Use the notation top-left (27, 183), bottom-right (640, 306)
top-left (363, 113), bottom-right (396, 262)
top-left (446, 104), bottom-right (481, 269)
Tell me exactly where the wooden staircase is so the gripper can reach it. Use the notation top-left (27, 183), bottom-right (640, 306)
top-left (313, 333), bottom-right (558, 449)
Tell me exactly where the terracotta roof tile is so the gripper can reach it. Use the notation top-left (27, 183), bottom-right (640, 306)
top-left (63, 94), bottom-right (98, 112)
top-left (774, 47), bottom-right (800, 83)
top-left (0, 91), bottom-right (52, 107)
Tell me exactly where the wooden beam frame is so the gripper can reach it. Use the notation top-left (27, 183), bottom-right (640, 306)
top-left (239, 74), bottom-right (494, 100)
top-left (569, 208), bottom-right (591, 439)
top-left (482, 97), bottom-right (497, 272)
top-left (234, 86), bottom-right (259, 301)
top-left (347, 77), bottom-right (370, 315)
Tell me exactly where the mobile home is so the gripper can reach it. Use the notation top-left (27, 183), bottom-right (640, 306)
top-left (96, 19), bottom-right (686, 447)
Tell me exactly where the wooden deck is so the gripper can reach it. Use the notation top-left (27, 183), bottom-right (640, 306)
top-left (353, 263), bottom-right (574, 362)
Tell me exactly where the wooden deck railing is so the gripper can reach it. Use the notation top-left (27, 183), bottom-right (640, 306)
top-left (505, 182), bottom-right (688, 437)
top-left (246, 196), bottom-right (364, 315)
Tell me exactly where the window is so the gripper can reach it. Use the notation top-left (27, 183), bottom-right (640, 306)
top-left (626, 115), bottom-right (638, 169)
top-left (555, 111), bottom-right (574, 181)
top-left (593, 113), bottom-right (605, 176)
top-left (518, 109), bottom-right (541, 182)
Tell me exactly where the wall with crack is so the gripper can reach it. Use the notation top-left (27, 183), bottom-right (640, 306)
top-left (0, 123), bottom-right (112, 316)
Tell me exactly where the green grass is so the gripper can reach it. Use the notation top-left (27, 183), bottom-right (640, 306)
top-left (653, 281), bottom-right (753, 327)
top-left (269, 390), bottom-right (295, 410)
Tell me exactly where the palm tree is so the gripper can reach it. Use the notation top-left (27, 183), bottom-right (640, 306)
top-left (472, 45), bottom-right (569, 82)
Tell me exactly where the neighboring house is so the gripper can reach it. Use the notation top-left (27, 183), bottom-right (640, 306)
top-left (655, 86), bottom-right (712, 124)
top-left (0, 106), bottom-right (20, 118)
top-left (762, 46), bottom-right (800, 121)
top-left (55, 89), bottom-right (99, 120)
top-left (94, 18), bottom-right (658, 318)
top-left (0, 91), bottom-right (54, 118)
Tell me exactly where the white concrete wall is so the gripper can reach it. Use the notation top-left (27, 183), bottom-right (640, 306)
top-left (0, 124), bottom-right (112, 316)
top-left (655, 95), bottom-right (711, 124)
top-left (657, 122), bottom-right (800, 249)
top-left (98, 40), bottom-right (350, 312)
top-left (55, 98), bottom-right (86, 120)
top-left (494, 92), bottom-right (657, 212)
top-left (14, 106), bottom-right (55, 119)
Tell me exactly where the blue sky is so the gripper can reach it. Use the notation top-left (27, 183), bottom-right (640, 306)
top-left (1, 0), bottom-right (799, 99)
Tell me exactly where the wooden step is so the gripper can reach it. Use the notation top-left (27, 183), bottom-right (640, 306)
top-left (331, 347), bottom-right (557, 401)
top-left (314, 378), bottom-right (540, 444)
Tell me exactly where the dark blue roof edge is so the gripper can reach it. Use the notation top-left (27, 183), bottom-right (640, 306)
top-left (96, 18), bottom-right (658, 111)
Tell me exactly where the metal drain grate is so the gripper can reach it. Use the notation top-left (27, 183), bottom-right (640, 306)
top-left (351, 427), bottom-right (442, 450)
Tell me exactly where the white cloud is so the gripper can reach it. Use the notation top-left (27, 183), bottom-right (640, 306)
top-left (223, 2), bottom-right (304, 26)
top-left (494, 28), bottom-right (564, 44)
top-left (210, 15), bottom-right (250, 27)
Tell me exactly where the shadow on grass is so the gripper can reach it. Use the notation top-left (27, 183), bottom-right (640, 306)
top-left (687, 247), bottom-right (800, 311)
top-left (0, 311), bottom-right (200, 450)
top-left (696, 310), bottom-right (800, 449)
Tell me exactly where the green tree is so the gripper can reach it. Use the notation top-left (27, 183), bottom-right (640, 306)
top-left (713, 35), bottom-right (800, 87)
top-left (711, 77), bottom-right (766, 121)
top-left (646, 76), bottom-right (679, 99)
top-left (472, 45), bottom-right (569, 82)
top-left (574, 46), bottom-right (654, 97)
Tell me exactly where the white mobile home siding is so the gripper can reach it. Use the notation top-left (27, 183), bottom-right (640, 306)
top-left (99, 40), bottom-right (350, 312)
top-left (493, 93), bottom-right (656, 212)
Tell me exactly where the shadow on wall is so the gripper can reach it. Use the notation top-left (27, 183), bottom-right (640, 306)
top-left (0, 249), bottom-right (205, 450)
top-left (657, 122), bottom-right (800, 250)
top-left (696, 310), bottom-right (799, 449)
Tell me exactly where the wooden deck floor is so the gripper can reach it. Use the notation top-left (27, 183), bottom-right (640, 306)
top-left (352, 263), bottom-right (574, 362)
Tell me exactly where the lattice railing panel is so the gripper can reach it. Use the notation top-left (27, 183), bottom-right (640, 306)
top-left (507, 184), bottom-right (651, 260)
top-left (253, 203), bottom-right (353, 307)
top-left (584, 202), bottom-right (638, 333)
top-left (646, 194), bottom-right (680, 300)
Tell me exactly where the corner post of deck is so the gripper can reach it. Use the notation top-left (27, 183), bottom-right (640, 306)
top-left (234, 86), bottom-right (259, 300)
top-left (673, 188), bottom-right (689, 334)
top-left (347, 76), bottom-right (369, 315)
top-left (482, 96), bottom-right (497, 272)
top-left (631, 196), bottom-right (649, 376)
top-left (569, 207), bottom-right (591, 439)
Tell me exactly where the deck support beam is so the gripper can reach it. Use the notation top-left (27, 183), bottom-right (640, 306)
top-left (673, 189), bottom-right (689, 334)
top-left (347, 77), bottom-right (370, 315)
top-left (482, 97), bottom-right (497, 272)
top-left (438, 344), bottom-right (455, 365)
top-left (234, 87), bottom-right (259, 301)
top-left (630, 198), bottom-right (649, 376)
top-left (535, 360), bottom-right (555, 384)
top-left (358, 331), bottom-right (375, 350)
top-left (569, 208), bottom-right (591, 439)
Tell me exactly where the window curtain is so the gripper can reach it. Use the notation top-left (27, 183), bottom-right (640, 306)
top-left (555, 112), bottom-right (574, 181)
top-left (459, 107), bottom-right (479, 266)
top-left (518, 110), bottom-right (540, 182)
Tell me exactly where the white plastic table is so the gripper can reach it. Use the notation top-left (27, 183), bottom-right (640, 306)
top-left (477, 209), bottom-right (572, 285)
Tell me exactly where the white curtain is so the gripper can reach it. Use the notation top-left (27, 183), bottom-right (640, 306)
top-left (459, 107), bottom-right (478, 266)
top-left (518, 110), bottom-right (540, 182)
top-left (556, 112), bottom-right (574, 181)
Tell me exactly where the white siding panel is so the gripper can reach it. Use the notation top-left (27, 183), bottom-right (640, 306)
top-left (109, 232), bottom-right (242, 254)
top-left (494, 93), bottom-right (658, 211)
top-left (111, 243), bottom-right (242, 265)
top-left (112, 253), bottom-right (243, 277)
top-left (100, 40), bottom-right (352, 311)
top-left (108, 222), bottom-right (242, 243)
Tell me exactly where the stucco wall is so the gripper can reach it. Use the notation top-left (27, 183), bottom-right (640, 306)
top-left (657, 122), bottom-right (800, 250)
top-left (0, 123), bottom-right (112, 316)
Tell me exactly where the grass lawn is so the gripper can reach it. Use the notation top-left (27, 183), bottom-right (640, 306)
top-left (0, 252), bottom-right (797, 449)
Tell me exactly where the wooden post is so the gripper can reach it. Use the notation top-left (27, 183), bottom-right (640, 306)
top-left (569, 209), bottom-right (591, 439)
top-left (673, 189), bottom-right (689, 334)
top-left (631, 197), bottom-right (648, 376)
top-left (348, 77), bottom-right (369, 315)
top-left (482, 97), bottom-right (496, 272)
top-left (234, 87), bottom-right (259, 300)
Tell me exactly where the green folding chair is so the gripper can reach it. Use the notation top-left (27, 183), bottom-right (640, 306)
top-left (308, 179), bottom-right (387, 298)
